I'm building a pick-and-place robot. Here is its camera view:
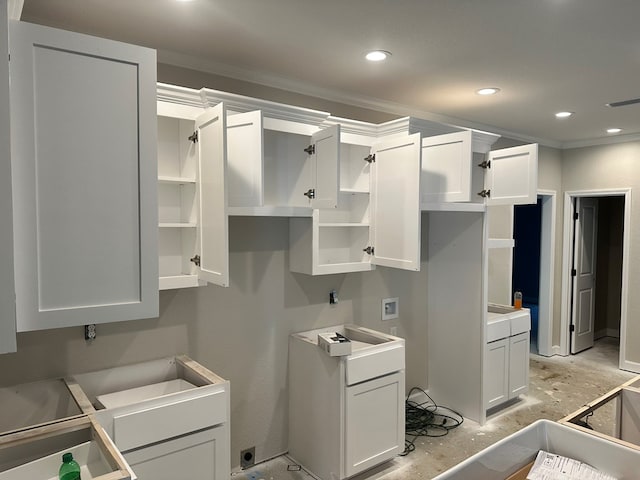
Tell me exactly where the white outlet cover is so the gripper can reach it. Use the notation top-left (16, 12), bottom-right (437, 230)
top-left (382, 297), bottom-right (399, 321)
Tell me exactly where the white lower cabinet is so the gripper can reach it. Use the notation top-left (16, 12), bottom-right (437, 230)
top-left (485, 315), bottom-right (530, 411)
top-left (124, 426), bottom-right (228, 480)
top-left (289, 325), bottom-right (405, 480)
top-left (73, 356), bottom-right (230, 480)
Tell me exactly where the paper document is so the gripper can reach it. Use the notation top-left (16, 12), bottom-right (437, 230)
top-left (527, 450), bottom-right (617, 480)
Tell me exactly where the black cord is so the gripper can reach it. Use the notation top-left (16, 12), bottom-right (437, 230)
top-left (400, 387), bottom-right (464, 456)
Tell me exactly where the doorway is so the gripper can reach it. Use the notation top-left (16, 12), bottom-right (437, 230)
top-left (560, 190), bottom-right (630, 370)
top-left (512, 191), bottom-right (555, 356)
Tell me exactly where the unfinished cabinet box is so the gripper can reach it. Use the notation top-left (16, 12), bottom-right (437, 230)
top-left (0, 0), bottom-right (15, 354)
top-left (9, 20), bottom-right (158, 331)
top-left (433, 419), bottom-right (640, 480)
top-left (561, 375), bottom-right (640, 452)
top-left (0, 416), bottom-right (134, 480)
top-left (0, 379), bottom-right (84, 437)
top-left (289, 325), bottom-right (405, 480)
top-left (72, 356), bottom-right (230, 480)
top-left (157, 97), bottom-right (229, 289)
top-left (290, 118), bottom-right (422, 275)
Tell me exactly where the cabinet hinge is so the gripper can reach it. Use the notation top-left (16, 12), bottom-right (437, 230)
top-left (363, 246), bottom-right (375, 255)
top-left (477, 189), bottom-right (491, 198)
top-left (190, 254), bottom-right (201, 267)
top-left (188, 131), bottom-right (198, 143)
top-left (303, 188), bottom-right (316, 199)
top-left (478, 160), bottom-right (491, 169)
top-left (364, 154), bottom-right (376, 164)
top-left (569, 324), bottom-right (575, 332)
top-left (571, 268), bottom-right (577, 277)
top-left (304, 144), bottom-right (315, 155)
top-left (573, 212), bottom-right (579, 220)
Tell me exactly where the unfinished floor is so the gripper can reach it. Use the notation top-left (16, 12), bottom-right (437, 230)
top-left (232, 337), bottom-right (634, 480)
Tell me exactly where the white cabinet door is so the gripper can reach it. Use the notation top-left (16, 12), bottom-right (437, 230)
top-left (485, 339), bottom-right (509, 409)
top-left (0, 1), bottom-right (15, 353)
top-left (196, 104), bottom-right (229, 287)
top-left (309, 124), bottom-right (340, 209)
top-left (10, 21), bottom-right (158, 331)
top-left (344, 372), bottom-right (404, 478)
top-left (124, 426), bottom-right (229, 480)
top-left (485, 144), bottom-right (538, 206)
top-left (370, 133), bottom-right (422, 271)
top-left (227, 110), bottom-right (263, 207)
top-left (421, 131), bottom-right (472, 204)
top-left (508, 332), bottom-right (530, 398)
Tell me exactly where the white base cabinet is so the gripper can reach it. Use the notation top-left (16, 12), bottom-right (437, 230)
top-left (289, 325), bottom-right (405, 480)
top-left (485, 306), bottom-right (531, 410)
top-left (73, 356), bottom-right (230, 480)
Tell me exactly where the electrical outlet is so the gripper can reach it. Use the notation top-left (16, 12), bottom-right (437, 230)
top-left (382, 297), bottom-right (399, 320)
top-left (329, 289), bottom-right (338, 305)
top-left (84, 324), bottom-right (96, 341)
top-left (240, 446), bottom-right (255, 469)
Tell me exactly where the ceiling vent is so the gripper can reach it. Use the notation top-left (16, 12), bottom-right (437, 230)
top-left (607, 98), bottom-right (640, 107)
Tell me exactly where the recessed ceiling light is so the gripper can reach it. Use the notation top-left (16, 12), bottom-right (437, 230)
top-left (555, 111), bottom-right (573, 118)
top-left (365, 50), bottom-right (391, 62)
top-left (607, 128), bottom-right (622, 134)
top-left (476, 87), bottom-right (500, 96)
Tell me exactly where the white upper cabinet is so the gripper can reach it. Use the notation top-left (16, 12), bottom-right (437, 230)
top-left (483, 143), bottom-right (538, 206)
top-left (226, 113), bottom-right (340, 215)
top-left (369, 133), bottom-right (422, 271)
top-left (10, 21), bottom-right (158, 331)
top-left (421, 131), bottom-right (473, 204)
top-left (196, 104), bottom-right (229, 287)
top-left (0, 1), bottom-right (16, 353)
top-left (290, 124), bottom-right (422, 275)
top-left (420, 128), bottom-right (538, 209)
top-left (157, 99), bottom-right (229, 290)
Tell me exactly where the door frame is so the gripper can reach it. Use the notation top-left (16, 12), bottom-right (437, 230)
top-left (537, 190), bottom-right (556, 357)
top-left (560, 189), bottom-right (631, 370)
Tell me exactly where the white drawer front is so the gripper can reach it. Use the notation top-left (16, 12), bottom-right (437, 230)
top-left (346, 344), bottom-right (404, 386)
top-left (113, 389), bottom-right (227, 452)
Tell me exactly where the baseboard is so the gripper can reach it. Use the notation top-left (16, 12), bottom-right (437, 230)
top-left (620, 359), bottom-right (640, 374)
top-left (551, 345), bottom-right (562, 356)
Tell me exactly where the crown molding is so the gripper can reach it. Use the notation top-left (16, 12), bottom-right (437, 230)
top-left (561, 132), bottom-right (640, 150)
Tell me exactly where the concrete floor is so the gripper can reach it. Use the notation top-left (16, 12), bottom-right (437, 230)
top-left (232, 337), bottom-right (635, 480)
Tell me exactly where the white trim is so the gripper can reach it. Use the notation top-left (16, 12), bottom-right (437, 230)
top-left (8, 0), bottom-right (23, 20)
top-left (560, 189), bottom-right (631, 371)
top-left (537, 190), bottom-right (556, 357)
top-left (551, 345), bottom-right (562, 356)
top-left (156, 49), bottom-right (560, 149)
top-left (561, 132), bottom-right (640, 150)
top-left (620, 359), bottom-right (640, 374)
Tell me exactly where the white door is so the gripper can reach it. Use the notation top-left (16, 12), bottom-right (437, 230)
top-left (370, 133), bottom-right (422, 271)
top-left (421, 130), bottom-right (472, 204)
top-left (571, 197), bottom-right (598, 353)
top-left (508, 332), bottom-right (530, 398)
top-left (309, 124), bottom-right (340, 209)
top-left (485, 144), bottom-right (538, 205)
top-left (227, 110), bottom-right (263, 207)
top-left (0, 0), bottom-right (16, 353)
top-left (344, 372), bottom-right (404, 478)
top-left (485, 339), bottom-right (509, 409)
top-left (10, 21), bottom-right (158, 331)
top-left (196, 104), bottom-right (229, 287)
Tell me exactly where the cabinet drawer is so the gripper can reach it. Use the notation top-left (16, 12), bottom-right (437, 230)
top-left (346, 344), bottom-right (404, 386)
top-left (113, 389), bottom-right (227, 452)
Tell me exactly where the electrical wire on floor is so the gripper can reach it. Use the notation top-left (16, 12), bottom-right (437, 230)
top-left (400, 386), bottom-right (464, 456)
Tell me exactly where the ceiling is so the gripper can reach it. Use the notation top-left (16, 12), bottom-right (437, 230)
top-left (17, 0), bottom-right (640, 148)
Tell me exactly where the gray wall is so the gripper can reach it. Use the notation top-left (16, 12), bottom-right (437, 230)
top-left (563, 143), bottom-right (640, 363)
